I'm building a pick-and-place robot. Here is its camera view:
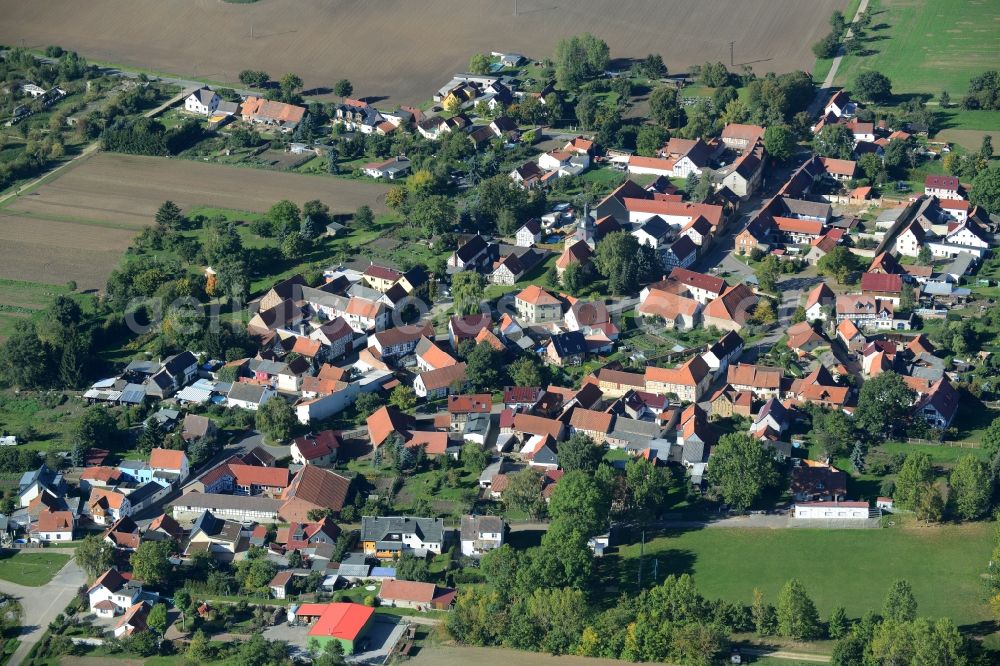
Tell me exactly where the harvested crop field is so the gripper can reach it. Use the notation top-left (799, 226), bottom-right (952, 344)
top-left (0, 0), bottom-right (848, 105)
top-left (0, 213), bottom-right (134, 291)
top-left (5, 152), bottom-right (390, 230)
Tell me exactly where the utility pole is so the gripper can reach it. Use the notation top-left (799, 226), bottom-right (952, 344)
top-left (250, 24), bottom-right (254, 40)
top-left (514, 0), bottom-right (518, 17)
top-left (730, 41), bottom-right (735, 67)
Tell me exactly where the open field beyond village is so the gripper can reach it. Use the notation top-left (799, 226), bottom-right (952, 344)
top-left (0, 0), bottom-right (848, 105)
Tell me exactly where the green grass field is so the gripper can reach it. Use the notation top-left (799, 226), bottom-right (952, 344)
top-left (0, 279), bottom-right (80, 341)
top-left (834, 0), bottom-right (1000, 104)
top-left (0, 551), bottom-right (70, 587)
top-left (610, 524), bottom-right (993, 627)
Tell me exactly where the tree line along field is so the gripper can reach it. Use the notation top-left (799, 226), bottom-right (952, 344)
top-left (0, 0), bottom-right (847, 105)
top-left (611, 523), bottom-right (993, 628)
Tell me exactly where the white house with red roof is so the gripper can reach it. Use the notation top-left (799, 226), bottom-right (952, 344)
top-left (149, 448), bottom-right (189, 483)
top-left (88, 569), bottom-right (143, 617)
top-left (924, 175), bottom-right (961, 200)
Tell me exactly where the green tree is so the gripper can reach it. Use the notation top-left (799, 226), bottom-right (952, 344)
top-left (707, 433), bottom-right (779, 511)
top-left (536, 521), bottom-right (593, 589)
top-left (636, 124), bottom-right (669, 157)
top-left (814, 124), bottom-right (855, 159)
top-left (752, 588), bottom-right (776, 636)
top-left (396, 551), bottom-right (431, 582)
top-left (638, 53), bottom-right (668, 79)
top-left (763, 124), bottom-right (796, 162)
top-left (280, 72), bottom-right (304, 95)
top-left (649, 86), bottom-right (681, 128)
top-left (755, 254), bottom-right (781, 293)
top-left (554, 33), bottom-right (609, 90)
top-left (508, 356), bottom-right (543, 387)
top-left (187, 629), bottom-right (211, 662)
top-left (353, 392), bottom-right (383, 420)
top-left (858, 153), bottom-right (886, 183)
top-left (147, 602), bottom-right (168, 636)
top-left (333, 79), bottom-right (353, 99)
top-left (624, 457), bottom-right (672, 523)
top-left (939, 90), bottom-right (951, 108)
top-left (828, 606), bottom-right (849, 639)
top-left (129, 540), bottom-right (172, 586)
top-left (816, 245), bottom-right (862, 284)
top-left (853, 371), bottom-right (916, 442)
top-left (354, 204), bottom-right (374, 229)
top-left (894, 452), bottom-right (934, 509)
top-left (883, 579), bottom-right (918, 623)
top-left (410, 195), bottom-right (457, 236)
top-left (853, 71), bottom-right (893, 103)
top-left (469, 53), bottom-right (491, 75)
top-left (574, 94), bottom-right (601, 130)
top-left (557, 433), bottom-right (603, 474)
top-left (547, 471), bottom-right (610, 538)
top-left (155, 200), bottom-right (184, 230)
top-left (915, 483), bottom-right (945, 522)
top-left (504, 468), bottom-right (545, 518)
top-left (0, 321), bottom-right (51, 389)
top-left (451, 271), bottom-right (485, 315)
top-left (280, 231), bottom-right (307, 259)
top-left (970, 164), bottom-right (1000, 215)
top-left (268, 199), bottom-right (301, 231)
top-left (460, 442), bottom-right (488, 473)
top-left (950, 455), bottom-right (992, 520)
top-left (776, 578), bottom-right (821, 640)
top-left (813, 408), bottom-right (854, 459)
top-left (594, 231), bottom-right (653, 295)
top-left (74, 534), bottom-right (115, 579)
top-left (255, 397), bottom-right (297, 443)
top-left (831, 634), bottom-right (866, 666)
top-left (983, 415), bottom-right (1000, 460)
top-left (388, 385), bottom-right (417, 413)
top-left (465, 342), bottom-right (502, 393)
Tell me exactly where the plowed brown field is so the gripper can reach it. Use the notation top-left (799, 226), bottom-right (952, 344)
top-left (0, 152), bottom-right (389, 289)
top-left (5, 153), bottom-right (389, 229)
top-left (0, 0), bottom-right (847, 105)
top-left (0, 213), bottom-right (134, 290)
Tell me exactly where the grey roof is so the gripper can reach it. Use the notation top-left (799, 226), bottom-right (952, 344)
top-left (942, 252), bottom-right (976, 277)
top-left (532, 442), bottom-right (560, 467)
top-left (173, 491), bottom-right (282, 514)
top-left (609, 417), bottom-right (663, 445)
top-left (682, 439), bottom-right (705, 464)
top-left (360, 516), bottom-right (445, 544)
top-left (216, 100), bottom-right (239, 115)
top-left (246, 358), bottom-right (289, 376)
top-left (227, 382), bottom-right (268, 403)
top-left (550, 331), bottom-right (587, 358)
top-left (125, 360), bottom-right (160, 375)
top-left (163, 351), bottom-right (198, 377)
top-left (190, 510), bottom-right (241, 543)
top-left (193, 88), bottom-right (217, 105)
top-left (301, 285), bottom-right (350, 311)
top-left (119, 383), bottom-right (147, 404)
top-left (460, 515), bottom-right (504, 541)
top-left (125, 480), bottom-right (167, 506)
top-left (638, 215), bottom-right (671, 240)
top-left (780, 197), bottom-right (831, 220)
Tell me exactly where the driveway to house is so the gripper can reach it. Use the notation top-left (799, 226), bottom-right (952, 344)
top-left (0, 551), bottom-right (86, 666)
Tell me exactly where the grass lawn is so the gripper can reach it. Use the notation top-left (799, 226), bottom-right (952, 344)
top-left (833, 0), bottom-right (999, 126)
top-left (607, 523), bottom-right (993, 627)
top-left (0, 279), bottom-right (88, 342)
top-left (0, 551), bottom-right (70, 587)
top-left (0, 390), bottom-right (90, 453)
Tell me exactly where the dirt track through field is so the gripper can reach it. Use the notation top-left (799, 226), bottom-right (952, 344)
top-left (5, 152), bottom-right (390, 228)
top-left (0, 0), bottom-right (848, 105)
